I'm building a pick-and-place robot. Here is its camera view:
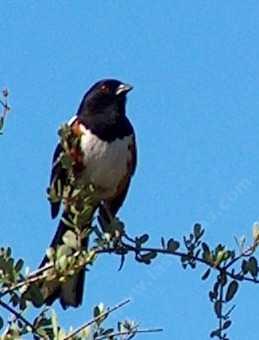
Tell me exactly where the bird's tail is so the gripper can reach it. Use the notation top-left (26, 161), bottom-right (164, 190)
top-left (39, 211), bottom-right (87, 309)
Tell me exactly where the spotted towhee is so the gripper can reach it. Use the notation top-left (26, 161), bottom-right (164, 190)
top-left (40, 79), bottom-right (137, 309)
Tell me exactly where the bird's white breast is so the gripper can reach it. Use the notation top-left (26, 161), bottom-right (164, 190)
top-left (79, 125), bottom-right (132, 199)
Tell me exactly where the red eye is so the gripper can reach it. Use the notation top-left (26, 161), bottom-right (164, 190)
top-left (100, 85), bottom-right (109, 93)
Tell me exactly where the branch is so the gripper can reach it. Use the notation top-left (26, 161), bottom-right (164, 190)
top-left (0, 263), bottom-right (52, 298)
top-left (225, 240), bottom-right (258, 270)
top-left (2, 235), bottom-right (259, 300)
top-left (95, 328), bottom-right (163, 339)
top-left (95, 243), bottom-right (259, 284)
top-left (218, 276), bottom-right (224, 339)
top-left (0, 299), bottom-right (45, 339)
top-left (64, 299), bottom-right (131, 340)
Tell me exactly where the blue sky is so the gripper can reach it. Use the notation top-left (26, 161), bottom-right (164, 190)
top-left (1, 1), bottom-right (259, 339)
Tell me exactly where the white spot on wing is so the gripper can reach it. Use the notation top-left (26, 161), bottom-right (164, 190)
top-left (68, 116), bottom-right (77, 126)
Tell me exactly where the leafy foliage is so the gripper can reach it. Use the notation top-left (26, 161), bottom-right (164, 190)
top-left (1, 120), bottom-right (259, 339)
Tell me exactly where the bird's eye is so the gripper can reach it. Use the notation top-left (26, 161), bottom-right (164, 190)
top-left (100, 85), bottom-right (110, 94)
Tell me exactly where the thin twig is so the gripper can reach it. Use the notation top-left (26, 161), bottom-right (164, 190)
top-left (0, 90), bottom-right (10, 114)
top-left (225, 241), bottom-right (258, 270)
top-left (0, 263), bottom-right (52, 298)
top-left (95, 327), bottom-right (163, 339)
top-left (99, 243), bottom-right (259, 284)
top-left (0, 299), bottom-right (46, 339)
top-left (1, 229), bottom-right (259, 301)
top-left (0, 99), bottom-right (7, 109)
top-left (218, 277), bottom-right (224, 339)
top-left (95, 245), bottom-right (253, 282)
top-left (2, 240), bottom-right (259, 299)
top-left (64, 299), bottom-right (131, 340)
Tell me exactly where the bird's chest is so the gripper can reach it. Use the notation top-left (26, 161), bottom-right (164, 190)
top-left (79, 130), bottom-right (132, 198)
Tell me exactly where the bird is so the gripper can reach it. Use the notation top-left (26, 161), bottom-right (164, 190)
top-left (40, 79), bottom-right (137, 309)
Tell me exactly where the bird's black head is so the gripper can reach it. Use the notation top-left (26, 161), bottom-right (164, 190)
top-left (77, 79), bottom-right (133, 122)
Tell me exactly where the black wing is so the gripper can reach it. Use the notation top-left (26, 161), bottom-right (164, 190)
top-left (108, 133), bottom-right (137, 215)
top-left (48, 116), bottom-right (79, 218)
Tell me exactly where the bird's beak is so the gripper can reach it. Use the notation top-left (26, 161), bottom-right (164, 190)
top-left (116, 83), bottom-right (133, 96)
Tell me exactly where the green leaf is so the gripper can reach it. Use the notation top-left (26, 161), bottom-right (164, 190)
top-left (62, 230), bottom-right (78, 250)
top-left (202, 242), bottom-right (211, 262)
top-left (209, 290), bottom-right (217, 301)
top-left (10, 293), bottom-right (19, 307)
top-left (56, 244), bottom-right (72, 259)
top-left (210, 329), bottom-right (221, 338)
top-left (215, 250), bottom-right (226, 265)
top-left (81, 326), bottom-right (91, 337)
top-left (46, 247), bottom-right (55, 261)
top-left (19, 295), bottom-right (27, 311)
top-left (167, 239), bottom-right (180, 252)
top-left (193, 223), bottom-right (204, 240)
top-left (161, 237), bottom-right (166, 249)
top-left (213, 281), bottom-right (220, 296)
top-left (202, 242), bottom-right (209, 253)
top-left (0, 117), bottom-right (4, 130)
top-left (139, 234), bottom-right (149, 244)
top-left (61, 215), bottom-right (75, 228)
top-left (93, 305), bottom-right (100, 318)
top-left (242, 256), bottom-right (258, 278)
top-left (51, 310), bottom-right (58, 337)
top-left (57, 255), bottom-right (68, 271)
top-left (6, 247), bottom-right (12, 257)
top-left (241, 259), bottom-right (248, 274)
top-left (248, 256), bottom-right (258, 278)
top-left (102, 328), bottom-right (114, 336)
top-left (253, 222), bottom-right (259, 242)
top-left (15, 259), bottom-right (24, 272)
top-left (4, 258), bottom-right (15, 277)
top-left (225, 280), bottom-right (239, 302)
top-left (140, 251), bottom-right (157, 264)
top-left (201, 268), bottom-right (211, 280)
top-left (214, 244), bottom-right (225, 254)
top-left (223, 250), bottom-right (235, 262)
top-left (222, 320), bottom-right (231, 330)
top-left (93, 303), bottom-right (107, 325)
top-left (0, 256), bottom-right (8, 272)
top-left (0, 316), bottom-right (4, 330)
